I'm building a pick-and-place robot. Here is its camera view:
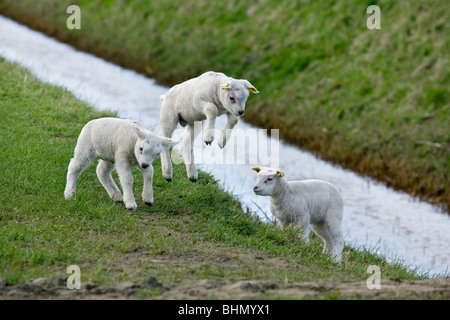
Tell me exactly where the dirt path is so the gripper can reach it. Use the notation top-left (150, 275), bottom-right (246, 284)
top-left (1, 277), bottom-right (448, 300)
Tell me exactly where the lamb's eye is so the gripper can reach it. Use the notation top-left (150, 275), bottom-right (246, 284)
top-left (229, 96), bottom-right (235, 102)
top-left (265, 178), bottom-right (272, 183)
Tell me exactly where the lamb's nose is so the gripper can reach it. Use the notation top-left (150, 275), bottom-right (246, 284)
top-left (238, 110), bottom-right (245, 116)
top-left (141, 163), bottom-right (149, 169)
top-left (253, 186), bottom-right (258, 192)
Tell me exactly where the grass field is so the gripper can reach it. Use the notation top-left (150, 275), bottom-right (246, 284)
top-left (0, 58), bottom-right (431, 299)
top-left (0, 0), bottom-right (448, 212)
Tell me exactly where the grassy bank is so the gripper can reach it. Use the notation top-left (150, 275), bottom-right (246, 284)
top-left (0, 58), bottom-right (427, 299)
top-left (0, 0), bottom-right (448, 212)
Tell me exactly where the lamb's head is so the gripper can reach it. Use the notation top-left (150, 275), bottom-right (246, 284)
top-left (134, 127), bottom-right (177, 170)
top-left (219, 79), bottom-right (258, 117)
top-left (252, 166), bottom-right (285, 196)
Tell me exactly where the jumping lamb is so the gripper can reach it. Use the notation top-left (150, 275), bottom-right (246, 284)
top-left (64, 117), bottom-right (176, 210)
top-left (252, 166), bottom-right (344, 262)
top-left (159, 71), bottom-right (259, 182)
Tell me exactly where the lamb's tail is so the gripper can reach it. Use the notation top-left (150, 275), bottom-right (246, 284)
top-left (159, 94), bottom-right (166, 101)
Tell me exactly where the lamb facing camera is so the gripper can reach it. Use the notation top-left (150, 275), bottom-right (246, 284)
top-left (64, 117), bottom-right (177, 210)
top-left (252, 166), bottom-right (344, 262)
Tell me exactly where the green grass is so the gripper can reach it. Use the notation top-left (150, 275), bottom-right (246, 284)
top-left (0, 59), bottom-right (425, 299)
top-left (0, 0), bottom-right (448, 211)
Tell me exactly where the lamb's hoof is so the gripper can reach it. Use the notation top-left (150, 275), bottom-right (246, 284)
top-left (125, 203), bottom-right (138, 210)
top-left (145, 202), bottom-right (153, 207)
top-left (165, 177), bottom-right (172, 182)
top-left (204, 137), bottom-right (214, 145)
top-left (217, 135), bottom-right (226, 149)
top-left (189, 178), bottom-right (197, 183)
top-left (64, 191), bottom-right (76, 199)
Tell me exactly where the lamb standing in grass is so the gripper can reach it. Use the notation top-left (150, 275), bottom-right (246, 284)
top-left (252, 167), bottom-right (344, 262)
top-left (159, 71), bottom-right (259, 182)
top-left (64, 118), bottom-right (176, 210)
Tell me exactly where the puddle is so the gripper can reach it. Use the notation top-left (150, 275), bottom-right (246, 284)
top-left (1, 15), bottom-right (448, 276)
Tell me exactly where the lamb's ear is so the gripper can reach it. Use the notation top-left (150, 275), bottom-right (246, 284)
top-left (220, 83), bottom-right (231, 91)
top-left (251, 167), bottom-right (261, 173)
top-left (241, 80), bottom-right (259, 94)
top-left (134, 126), bottom-right (148, 140)
top-left (276, 169), bottom-right (285, 177)
top-left (161, 136), bottom-right (179, 146)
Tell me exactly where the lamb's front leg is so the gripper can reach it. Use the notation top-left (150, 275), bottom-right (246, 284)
top-left (202, 103), bottom-right (218, 145)
top-left (140, 164), bottom-right (154, 206)
top-left (217, 113), bottom-right (239, 149)
top-left (277, 219), bottom-right (310, 243)
top-left (96, 159), bottom-right (123, 202)
top-left (115, 161), bottom-right (137, 210)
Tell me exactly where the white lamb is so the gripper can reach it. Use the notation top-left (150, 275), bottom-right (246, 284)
top-left (64, 117), bottom-right (176, 210)
top-left (252, 167), bottom-right (344, 262)
top-left (159, 71), bottom-right (259, 182)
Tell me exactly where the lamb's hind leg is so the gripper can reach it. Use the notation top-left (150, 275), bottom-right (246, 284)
top-left (96, 160), bottom-right (123, 202)
top-left (64, 152), bottom-right (94, 199)
top-left (311, 220), bottom-right (344, 262)
top-left (182, 123), bottom-right (200, 182)
top-left (160, 111), bottom-right (178, 182)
